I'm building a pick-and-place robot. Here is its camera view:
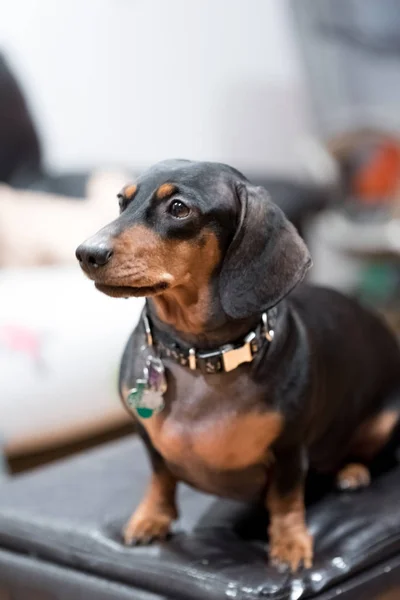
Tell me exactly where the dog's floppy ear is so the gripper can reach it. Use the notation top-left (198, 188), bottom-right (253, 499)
top-left (219, 183), bottom-right (312, 319)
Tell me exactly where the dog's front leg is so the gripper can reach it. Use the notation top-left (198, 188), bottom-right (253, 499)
top-left (123, 467), bottom-right (178, 545)
top-left (266, 446), bottom-right (313, 572)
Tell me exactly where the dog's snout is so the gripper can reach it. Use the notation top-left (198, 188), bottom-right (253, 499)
top-left (76, 241), bottom-right (113, 270)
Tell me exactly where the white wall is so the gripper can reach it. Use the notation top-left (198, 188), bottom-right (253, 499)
top-left (0, 0), bottom-right (312, 175)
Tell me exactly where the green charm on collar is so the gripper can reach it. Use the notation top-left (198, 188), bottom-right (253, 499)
top-left (126, 334), bottom-right (167, 419)
top-left (126, 378), bottom-right (165, 419)
top-left (127, 380), bottom-right (152, 418)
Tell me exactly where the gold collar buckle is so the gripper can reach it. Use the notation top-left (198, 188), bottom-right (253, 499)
top-left (221, 331), bottom-right (256, 372)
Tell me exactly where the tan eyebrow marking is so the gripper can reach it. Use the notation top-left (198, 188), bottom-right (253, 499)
top-left (155, 183), bottom-right (177, 200)
top-left (123, 184), bottom-right (138, 200)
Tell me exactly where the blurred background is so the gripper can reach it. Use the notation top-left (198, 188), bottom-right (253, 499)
top-left (0, 0), bottom-right (399, 475)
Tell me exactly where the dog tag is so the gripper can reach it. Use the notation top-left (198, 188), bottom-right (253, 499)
top-left (127, 354), bottom-right (167, 419)
top-left (127, 379), bottom-right (151, 418)
top-left (147, 355), bottom-right (167, 394)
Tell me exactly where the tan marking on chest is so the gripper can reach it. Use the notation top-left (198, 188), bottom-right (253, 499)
top-left (140, 411), bottom-right (283, 471)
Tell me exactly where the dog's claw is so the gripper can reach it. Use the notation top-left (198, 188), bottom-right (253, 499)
top-left (124, 534), bottom-right (155, 546)
top-left (141, 535), bottom-right (154, 545)
top-left (269, 529), bottom-right (313, 573)
top-left (337, 480), bottom-right (351, 491)
top-left (336, 464), bottom-right (371, 492)
top-left (123, 532), bottom-right (138, 546)
top-left (271, 558), bottom-right (289, 573)
top-left (123, 511), bottom-right (174, 546)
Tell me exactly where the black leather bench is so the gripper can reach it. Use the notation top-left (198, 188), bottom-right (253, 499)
top-left (0, 436), bottom-right (400, 600)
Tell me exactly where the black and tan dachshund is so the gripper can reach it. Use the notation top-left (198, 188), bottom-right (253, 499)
top-left (76, 160), bottom-right (400, 571)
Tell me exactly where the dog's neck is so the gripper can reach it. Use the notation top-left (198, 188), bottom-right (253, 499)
top-left (148, 281), bottom-right (211, 338)
top-left (146, 291), bottom-right (264, 351)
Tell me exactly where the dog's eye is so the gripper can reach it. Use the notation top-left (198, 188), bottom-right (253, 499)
top-left (117, 194), bottom-right (126, 212)
top-left (168, 200), bottom-right (190, 219)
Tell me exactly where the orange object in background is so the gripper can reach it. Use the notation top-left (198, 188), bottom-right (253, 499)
top-left (353, 140), bottom-right (400, 204)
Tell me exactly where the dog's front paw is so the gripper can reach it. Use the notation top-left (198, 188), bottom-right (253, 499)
top-left (123, 508), bottom-right (175, 546)
top-left (269, 527), bottom-right (313, 572)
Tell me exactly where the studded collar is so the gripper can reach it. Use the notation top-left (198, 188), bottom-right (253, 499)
top-left (142, 308), bottom-right (277, 375)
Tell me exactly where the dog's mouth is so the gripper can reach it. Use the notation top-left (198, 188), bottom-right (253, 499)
top-left (95, 281), bottom-right (170, 298)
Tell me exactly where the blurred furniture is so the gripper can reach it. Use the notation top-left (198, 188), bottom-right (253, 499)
top-left (1, 436), bottom-right (400, 599)
top-left (304, 131), bottom-right (400, 337)
top-left (0, 267), bottom-right (143, 459)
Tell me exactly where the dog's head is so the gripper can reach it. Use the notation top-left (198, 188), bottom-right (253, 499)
top-left (76, 160), bottom-right (311, 320)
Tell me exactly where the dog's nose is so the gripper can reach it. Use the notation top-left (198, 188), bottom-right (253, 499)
top-left (76, 242), bottom-right (113, 270)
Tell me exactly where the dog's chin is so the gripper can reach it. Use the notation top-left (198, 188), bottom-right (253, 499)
top-left (95, 281), bottom-right (169, 298)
